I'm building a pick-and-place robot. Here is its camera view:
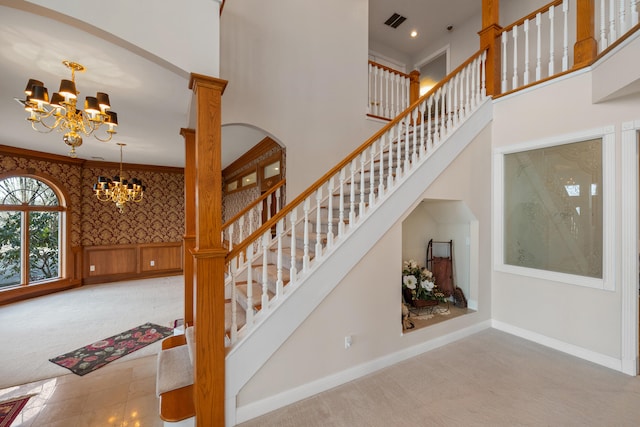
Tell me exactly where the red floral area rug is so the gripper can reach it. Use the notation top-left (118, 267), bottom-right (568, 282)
top-left (49, 322), bottom-right (173, 376)
top-left (0, 394), bottom-right (34, 427)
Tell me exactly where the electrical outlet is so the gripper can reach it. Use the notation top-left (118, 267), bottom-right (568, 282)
top-left (89, 265), bottom-right (95, 272)
top-left (150, 260), bottom-right (155, 266)
top-left (344, 335), bottom-right (352, 349)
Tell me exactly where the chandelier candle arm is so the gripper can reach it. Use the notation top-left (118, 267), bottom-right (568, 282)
top-left (93, 143), bottom-right (144, 213)
top-left (16, 60), bottom-right (118, 157)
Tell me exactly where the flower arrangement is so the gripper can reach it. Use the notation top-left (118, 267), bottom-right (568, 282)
top-left (402, 259), bottom-right (447, 303)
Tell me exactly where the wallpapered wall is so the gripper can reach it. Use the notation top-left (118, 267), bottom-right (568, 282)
top-left (0, 155), bottom-right (83, 246)
top-left (0, 152), bottom-right (184, 247)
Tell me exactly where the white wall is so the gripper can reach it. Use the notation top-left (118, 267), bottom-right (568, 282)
top-left (220, 0), bottom-right (383, 199)
top-left (236, 124), bottom-right (493, 416)
top-left (491, 68), bottom-right (640, 360)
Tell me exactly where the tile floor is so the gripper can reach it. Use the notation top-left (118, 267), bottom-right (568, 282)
top-left (1, 355), bottom-right (161, 427)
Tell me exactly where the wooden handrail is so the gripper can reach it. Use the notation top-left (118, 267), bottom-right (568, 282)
top-left (222, 178), bottom-right (286, 230)
top-left (499, 0), bottom-right (564, 35)
top-left (368, 60), bottom-right (411, 78)
top-left (226, 48), bottom-right (487, 263)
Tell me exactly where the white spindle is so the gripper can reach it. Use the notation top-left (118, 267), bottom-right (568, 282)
top-left (349, 159), bottom-right (356, 226)
top-left (384, 69), bottom-right (391, 118)
top-left (238, 216), bottom-right (245, 246)
top-left (548, 5), bottom-right (556, 76)
top-left (411, 109), bottom-right (419, 162)
top-left (302, 197), bottom-right (310, 272)
top-left (289, 209), bottom-right (298, 281)
top-left (266, 194), bottom-right (273, 222)
top-left (633, 0), bottom-right (639, 26)
top-left (447, 80), bottom-right (453, 130)
top-left (275, 219), bottom-right (284, 297)
top-left (404, 119), bottom-right (411, 171)
top-left (619, 0), bottom-right (627, 35)
top-left (600, 0), bottom-right (608, 50)
top-left (419, 101), bottom-right (426, 155)
top-left (315, 187), bottom-right (323, 257)
top-left (609, 0), bottom-right (616, 45)
top-left (427, 97), bottom-right (433, 149)
top-left (261, 231), bottom-right (269, 309)
top-left (338, 169), bottom-right (345, 236)
top-left (227, 223), bottom-right (234, 252)
top-left (359, 151), bottom-right (367, 216)
top-left (368, 63), bottom-right (373, 115)
top-left (562, 0), bottom-right (569, 71)
top-left (387, 128), bottom-right (394, 189)
top-left (434, 91), bottom-right (441, 145)
top-left (481, 50), bottom-right (487, 98)
top-left (524, 19), bottom-right (530, 85)
top-left (512, 25), bottom-right (519, 90)
top-left (245, 243), bottom-right (254, 326)
top-left (536, 12), bottom-right (542, 80)
top-left (501, 31), bottom-right (508, 92)
top-left (464, 66), bottom-right (471, 115)
top-left (230, 263), bottom-right (237, 343)
top-left (395, 123), bottom-right (403, 178)
top-left (378, 134), bottom-right (386, 198)
top-left (453, 74), bottom-right (459, 127)
top-left (326, 178), bottom-right (334, 249)
top-left (369, 141), bottom-right (377, 206)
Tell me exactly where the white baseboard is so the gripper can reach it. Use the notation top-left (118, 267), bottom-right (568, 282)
top-left (164, 418), bottom-right (194, 427)
top-left (235, 319), bottom-right (492, 424)
top-left (491, 320), bottom-right (623, 372)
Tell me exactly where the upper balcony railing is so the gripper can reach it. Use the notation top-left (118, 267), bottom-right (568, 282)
top-left (367, 61), bottom-right (419, 121)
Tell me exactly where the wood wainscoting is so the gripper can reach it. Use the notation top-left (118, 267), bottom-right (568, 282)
top-left (83, 242), bottom-right (183, 285)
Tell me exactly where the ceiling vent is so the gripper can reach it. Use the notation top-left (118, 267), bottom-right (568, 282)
top-left (384, 13), bottom-right (407, 29)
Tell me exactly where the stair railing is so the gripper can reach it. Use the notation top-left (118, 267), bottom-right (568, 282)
top-left (222, 178), bottom-right (286, 252)
top-left (596, 0), bottom-right (639, 51)
top-left (367, 61), bottom-right (419, 120)
top-left (224, 48), bottom-right (488, 345)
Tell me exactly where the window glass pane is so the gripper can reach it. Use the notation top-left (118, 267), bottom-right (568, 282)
top-left (28, 211), bottom-right (60, 282)
top-left (0, 177), bottom-right (59, 206)
top-left (241, 171), bottom-right (257, 187)
top-left (0, 211), bottom-right (23, 288)
top-left (504, 139), bottom-right (603, 278)
top-left (227, 181), bottom-right (238, 192)
top-left (263, 160), bottom-right (281, 179)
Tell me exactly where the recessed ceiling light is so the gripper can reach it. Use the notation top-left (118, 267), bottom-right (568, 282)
top-left (410, 30), bottom-right (418, 38)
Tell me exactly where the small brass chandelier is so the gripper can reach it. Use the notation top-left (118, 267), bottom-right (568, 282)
top-left (16, 60), bottom-right (118, 157)
top-left (93, 143), bottom-right (144, 213)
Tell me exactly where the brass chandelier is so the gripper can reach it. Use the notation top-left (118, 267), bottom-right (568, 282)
top-left (93, 143), bottom-right (144, 213)
top-left (16, 60), bottom-right (118, 157)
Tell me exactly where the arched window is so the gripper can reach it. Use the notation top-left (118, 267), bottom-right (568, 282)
top-left (0, 176), bottom-right (65, 288)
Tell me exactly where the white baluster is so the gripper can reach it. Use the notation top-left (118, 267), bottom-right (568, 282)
top-left (374, 66), bottom-right (380, 116)
top-left (512, 25), bottom-right (519, 90)
top-left (411, 109), bottom-right (419, 163)
top-left (245, 243), bottom-right (254, 326)
top-left (369, 142), bottom-right (377, 206)
top-left (238, 216), bottom-right (245, 247)
top-left (536, 12), bottom-right (542, 80)
top-left (404, 118), bottom-right (411, 171)
top-left (368, 63), bottom-right (372, 115)
top-left (600, 0), bottom-right (608, 50)
top-left (338, 169), bottom-right (346, 237)
top-left (384, 69), bottom-right (390, 118)
top-left (609, 0), bottom-right (616, 46)
top-left (524, 19), bottom-right (530, 85)
top-left (257, 200), bottom-right (264, 229)
top-left (275, 187), bottom-right (282, 215)
top-left (427, 97), bottom-right (433, 150)
top-left (481, 50), bottom-right (487, 99)
top-left (326, 178), bottom-right (334, 248)
top-left (446, 80), bottom-right (453, 131)
top-left (387, 128), bottom-right (394, 189)
top-left (289, 209), bottom-right (298, 282)
top-left (395, 123), bottom-right (403, 179)
top-left (275, 219), bottom-right (284, 297)
top-left (501, 31), bottom-right (508, 92)
top-left (464, 66), bottom-right (471, 114)
top-left (302, 197), bottom-right (310, 272)
top-left (548, 5), bottom-right (556, 77)
top-left (315, 187), bottom-right (323, 257)
top-left (632, 0), bottom-right (639, 26)
top-left (266, 193), bottom-right (273, 221)
top-left (261, 231), bottom-right (270, 309)
top-left (453, 74), bottom-right (459, 127)
top-left (433, 91), bottom-right (440, 145)
top-left (619, 0), bottom-right (627, 35)
top-left (471, 59), bottom-right (478, 109)
top-left (359, 151), bottom-right (367, 216)
top-left (227, 223), bottom-right (234, 252)
top-left (378, 134), bottom-right (386, 198)
top-left (230, 262), bottom-right (237, 343)
top-left (349, 159), bottom-right (357, 226)
top-left (419, 101), bottom-right (426, 156)
top-left (562, 0), bottom-right (569, 72)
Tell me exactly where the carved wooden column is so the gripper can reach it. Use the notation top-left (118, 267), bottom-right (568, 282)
top-left (409, 70), bottom-right (420, 104)
top-left (180, 127), bottom-right (196, 327)
top-left (574, 0), bottom-right (597, 68)
top-left (188, 73), bottom-right (228, 427)
top-left (479, 0), bottom-right (502, 96)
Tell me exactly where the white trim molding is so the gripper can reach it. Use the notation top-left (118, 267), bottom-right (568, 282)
top-left (621, 120), bottom-right (640, 376)
top-left (493, 126), bottom-right (616, 291)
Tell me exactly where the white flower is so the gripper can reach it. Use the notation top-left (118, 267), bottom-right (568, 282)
top-left (423, 280), bottom-right (435, 291)
top-left (403, 275), bottom-right (417, 289)
top-left (422, 268), bottom-right (433, 279)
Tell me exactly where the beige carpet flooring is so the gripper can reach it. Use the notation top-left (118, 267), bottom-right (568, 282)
top-left (238, 328), bottom-right (640, 426)
top-left (0, 276), bottom-right (183, 389)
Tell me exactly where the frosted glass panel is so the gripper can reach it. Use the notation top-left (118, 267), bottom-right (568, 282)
top-left (504, 139), bottom-right (602, 278)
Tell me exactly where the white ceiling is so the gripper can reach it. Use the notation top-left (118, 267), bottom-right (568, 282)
top-left (0, 1), bottom-right (478, 168)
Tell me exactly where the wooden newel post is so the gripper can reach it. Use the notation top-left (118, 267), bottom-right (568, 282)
top-left (180, 127), bottom-right (196, 328)
top-left (409, 70), bottom-right (420, 105)
top-left (479, 0), bottom-right (502, 97)
top-left (188, 73), bottom-right (228, 427)
top-left (574, 0), bottom-right (598, 68)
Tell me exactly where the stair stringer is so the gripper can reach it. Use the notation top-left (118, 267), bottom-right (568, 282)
top-left (225, 99), bottom-right (493, 425)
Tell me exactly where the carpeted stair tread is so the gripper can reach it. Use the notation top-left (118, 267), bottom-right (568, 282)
top-left (156, 344), bottom-right (193, 396)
